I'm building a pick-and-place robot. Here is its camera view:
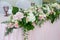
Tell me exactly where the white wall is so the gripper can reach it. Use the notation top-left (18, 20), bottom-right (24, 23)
top-left (0, 0), bottom-right (42, 6)
top-left (0, 0), bottom-right (42, 13)
top-left (0, 0), bottom-right (18, 6)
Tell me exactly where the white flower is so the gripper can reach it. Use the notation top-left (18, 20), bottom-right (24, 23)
top-left (13, 15), bottom-right (19, 20)
top-left (7, 23), bottom-right (14, 28)
top-left (51, 3), bottom-right (60, 9)
top-left (12, 20), bottom-right (15, 22)
top-left (38, 8), bottom-right (44, 14)
top-left (24, 10), bottom-right (28, 13)
top-left (51, 3), bottom-right (58, 7)
top-left (57, 5), bottom-right (60, 9)
top-left (46, 5), bottom-right (54, 14)
top-left (35, 7), bottom-right (37, 10)
top-left (46, 5), bottom-right (51, 14)
top-left (26, 12), bottom-right (35, 22)
top-left (42, 7), bottom-right (47, 10)
top-left (39, 14), bottom-right (46, 20)
top-left (13, 12), bottom-right (24, 21)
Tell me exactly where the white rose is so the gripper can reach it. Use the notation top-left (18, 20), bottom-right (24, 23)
top-left (26, 12), bottom-right (35, 22)
top-left (13, 12), bottom-right (24, 21)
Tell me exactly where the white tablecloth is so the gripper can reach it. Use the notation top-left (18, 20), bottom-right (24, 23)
top-left (0, 14), bottom-right (60, 40)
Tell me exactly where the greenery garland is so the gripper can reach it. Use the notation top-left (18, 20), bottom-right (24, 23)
top-left (2, 3), bottom-right (60, 40)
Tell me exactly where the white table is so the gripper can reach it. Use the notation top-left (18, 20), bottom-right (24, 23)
top-left (0, 14), bottom-right (60, 40)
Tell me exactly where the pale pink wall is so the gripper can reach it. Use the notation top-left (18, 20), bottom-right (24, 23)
top-left (0, 14), bottom-right (60, 40)
top-left (28, 19), bottom-right (60, 40)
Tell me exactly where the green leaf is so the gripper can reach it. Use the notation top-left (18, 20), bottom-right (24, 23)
top-left (18, 17), bottom-right (26, 27)
top-left (47, 14), bottom-right (56, 23)
top-left (18, 21), bottom-right (24, 27)
top-left (22, 17), bottom-right (26, 25)
top-left (1, 21), bottom-right (11, 24)
top-left (25, 22), bottom-right (34, 31)
top-left (35, 16), bottom-right (39, 25)
top-left (43, 9), bottom-right (47, 14)
top-left (18, 20), bottom-right (34, 31)
top-left (12, 7), bottom-right (19, 15)
top-left (5, 27), bottom-right (14, 36)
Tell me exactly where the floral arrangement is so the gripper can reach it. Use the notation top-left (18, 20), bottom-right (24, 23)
top-left (3, 3), bottom-right (60, 40)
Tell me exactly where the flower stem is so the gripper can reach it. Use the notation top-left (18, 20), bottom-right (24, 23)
top-left (23, 29), bottom-right (28, 40)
